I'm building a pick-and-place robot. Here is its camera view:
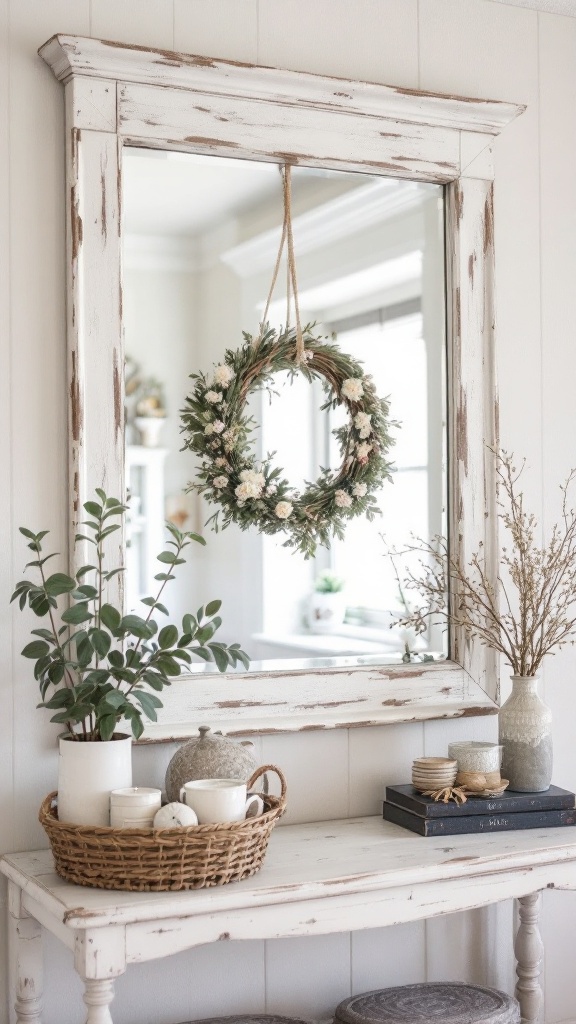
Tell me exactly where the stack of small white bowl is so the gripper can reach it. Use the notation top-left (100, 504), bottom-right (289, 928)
top-left (412, 757), bottom-right (458, 792)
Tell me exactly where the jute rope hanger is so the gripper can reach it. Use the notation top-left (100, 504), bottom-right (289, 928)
top-left (256, 163), bottom-right (305, 363)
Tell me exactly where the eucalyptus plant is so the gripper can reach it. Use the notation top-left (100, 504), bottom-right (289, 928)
top-left (12, 490), bottom-right (249, 742)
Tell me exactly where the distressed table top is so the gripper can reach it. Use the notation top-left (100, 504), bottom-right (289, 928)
top-left (4, 816), bottom-right (576, 941)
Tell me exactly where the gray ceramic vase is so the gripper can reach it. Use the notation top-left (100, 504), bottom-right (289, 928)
top-left (165, 726), bottom-right (259, 802)
top-left (499, 676), bottom-right (553, 793)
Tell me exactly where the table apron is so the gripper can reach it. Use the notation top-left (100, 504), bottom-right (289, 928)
top-left (116, 861), bottom-right (576, 965)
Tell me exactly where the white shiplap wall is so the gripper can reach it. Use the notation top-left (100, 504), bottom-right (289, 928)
top-left (2, 2), bottom-right (576, 1023)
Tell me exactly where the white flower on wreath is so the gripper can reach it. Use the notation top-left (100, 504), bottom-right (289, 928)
top-left (275, 500), bottom-right (293, 519)
top-left (341, 377), bottom-right (364, 402)
top-left (356, 441), bottom-right (372, 463)
top-left (335, 489), bottom-right (353, 508)
top-left (212, 420), bottom-right (225, 434)
top-left (354, 411), bottom-right (372, 439)
top-left (213, 475), bottom-right (228, 489)
top-left (214, 457), bottom-right (230, 469)
top-left (353, 482), bottom-right (368, 497)
top-left (223, 427), bottom-right (238, 451)
top-left (235, 468), bottom-right (266, 501)
top-left (238, 468), bottom-right (266, 498)
top-left (205, 390), bottom-right (223, 404)
top-left (213, 364), bottom-right (234, 388)
top-left (204, 423), bottom-right (215, 436)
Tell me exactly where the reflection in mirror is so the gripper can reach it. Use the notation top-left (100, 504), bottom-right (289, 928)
top-left (122, 149), bottom-right (447, 673)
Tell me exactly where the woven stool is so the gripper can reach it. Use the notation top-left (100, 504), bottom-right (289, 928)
top-left (334, 984), bottom-right (519, 1024)
top-left (192, 1017), bottom-right (311, 1024)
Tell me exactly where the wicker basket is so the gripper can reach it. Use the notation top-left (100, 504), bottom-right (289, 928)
top-left (39, 765), bottom-right (286, 892)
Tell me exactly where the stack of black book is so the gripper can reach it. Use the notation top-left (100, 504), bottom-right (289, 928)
top-left (383, 784), bottom-right (576, 836)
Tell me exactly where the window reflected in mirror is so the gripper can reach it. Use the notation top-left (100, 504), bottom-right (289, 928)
top-left (122, 149), bottom-right (447, 672)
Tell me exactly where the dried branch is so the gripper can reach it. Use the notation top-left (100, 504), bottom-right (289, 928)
top-left (392, 450), bottom-right (576, 676)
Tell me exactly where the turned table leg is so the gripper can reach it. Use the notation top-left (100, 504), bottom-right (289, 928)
top-left (515, 893), bottom-right (544, 1024)
top-left (83, 979), bottom-right (116, 1024)
top-left (7, 882), bottom-right (43, 1024)
top-left (75, 926), bottom-right (126, 1024)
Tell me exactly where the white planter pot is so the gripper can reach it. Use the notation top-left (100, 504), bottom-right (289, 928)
top-left (58, 734), bottom-right (133, 826)
top-left (309, 592), bottom-right (346, 634)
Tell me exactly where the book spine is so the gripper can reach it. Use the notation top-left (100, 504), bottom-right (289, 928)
top-left (383, 802), bottom-right (576, 836)
top-left (384, 787), bottom-right (575, 819)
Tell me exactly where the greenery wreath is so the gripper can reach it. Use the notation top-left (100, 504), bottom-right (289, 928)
top-left (180, 323), bottom-right (396, 558)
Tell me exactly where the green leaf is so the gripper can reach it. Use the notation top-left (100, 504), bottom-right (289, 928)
top-left (48, 662), bottom-right (65, 685)
top-left (40, 688), bottom-right (74, 710)
top-left (19, 527), bottom-right (37, 540)
top-left (173, 648), bottom-right (191, 663)
top-left (97, 524), bottom-right (120, 540)
top-left (156, 654), bottom-right (181, 675)
top-left (76, 565), bottom-right (96, 578)
top-left (108, 650), bottom-right (124, 669)
top-left (143, 671), bottom-right (166, 691)
top-left (74, 584), bottom-right (98, 599)
top-left (44, 573), bottom-right (77, 596)
top-left (83, 669), bottom-right (111, 685)
top-left (158, 625), bottom-right (178, 649)
top-left (124, 706), bottom-right (144, 740)
top-left (100, 604), bottom-right (121, 631)
top-left (49, 711), bottom-right (75, 725)
top-left (205, 599), bottom-right (222, 617)
top-left (157, 551), bottom-right (178, 564)
top-left (182, 614), bottom-right (197, 634)
top-left (141, 597), bottom-right (169, 613)
top-left (29, 595), bottom-right (51, 616)
top-left (236, 650), bottom-right (251, 670)
top-left (31, 628), bottom-right (55, 641)
top-left (133, 691), bottom-right (160, 720)
top-left (84, 501), bottom-right (103, 517)
top-left (196, 624), bottom-right (215, 644)
top-left (94, 487), bottom-right (107, 502)
top-left (100, 690), bottom-right (126, 710)
top-left (98, 714), bottom-right (118, 741)
top-left (61, 603), bottom-right (92, 625)
top-left (91, 629), bottom-right (111, 658)
top-left (120, 614), bottom-right (154, 639)
top-left (22, 640), bottom-right (49, 659)
top-left (103, 568), bottom-right (125, 582)
top-left (209, 643), bottom-right (229, 672)
top-left (76, 632), bottom-right (94, 668)
top-left (191, 646), bottom-right (213, 663)
top-left (187, 532), bottom-right (206, 546)
top-left (154, 572), bottom-right (175, 582)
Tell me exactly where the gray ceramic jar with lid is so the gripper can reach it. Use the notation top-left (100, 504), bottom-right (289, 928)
top-left (165, 726), bottom-right (259, 802)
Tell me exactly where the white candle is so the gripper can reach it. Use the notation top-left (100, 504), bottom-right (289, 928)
top-left (110, 787), bottom-right (162, 829)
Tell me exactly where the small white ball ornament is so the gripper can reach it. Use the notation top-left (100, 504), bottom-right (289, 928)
top-left (153, 802), bottom-right (198, 828)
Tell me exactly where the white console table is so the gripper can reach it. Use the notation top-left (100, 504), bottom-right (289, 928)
top-left (4, 815), bottom-right (576, 1024)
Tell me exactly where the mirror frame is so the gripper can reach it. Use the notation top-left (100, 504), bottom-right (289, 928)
top-left (39, 34), bottom-right (525, 740)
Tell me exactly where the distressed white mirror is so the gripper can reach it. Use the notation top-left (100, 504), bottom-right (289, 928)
top-left (40, 35), bottom-right (524, 739)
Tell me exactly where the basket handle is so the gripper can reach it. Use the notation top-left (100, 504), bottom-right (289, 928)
top-left (247, 764), bottom-right (287, 803)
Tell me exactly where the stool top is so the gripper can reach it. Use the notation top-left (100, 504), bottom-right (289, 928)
top-left (194, 1017), bottom-right (311, 1024)
top-left (334, 984), bottom-right (519, 1024)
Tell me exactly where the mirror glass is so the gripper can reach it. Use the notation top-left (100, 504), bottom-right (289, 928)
top-left (122, 148), bottom-right (447, 673)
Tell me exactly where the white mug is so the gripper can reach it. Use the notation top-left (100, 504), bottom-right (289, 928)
top-left (179, 778), bottom-right (263, 824)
